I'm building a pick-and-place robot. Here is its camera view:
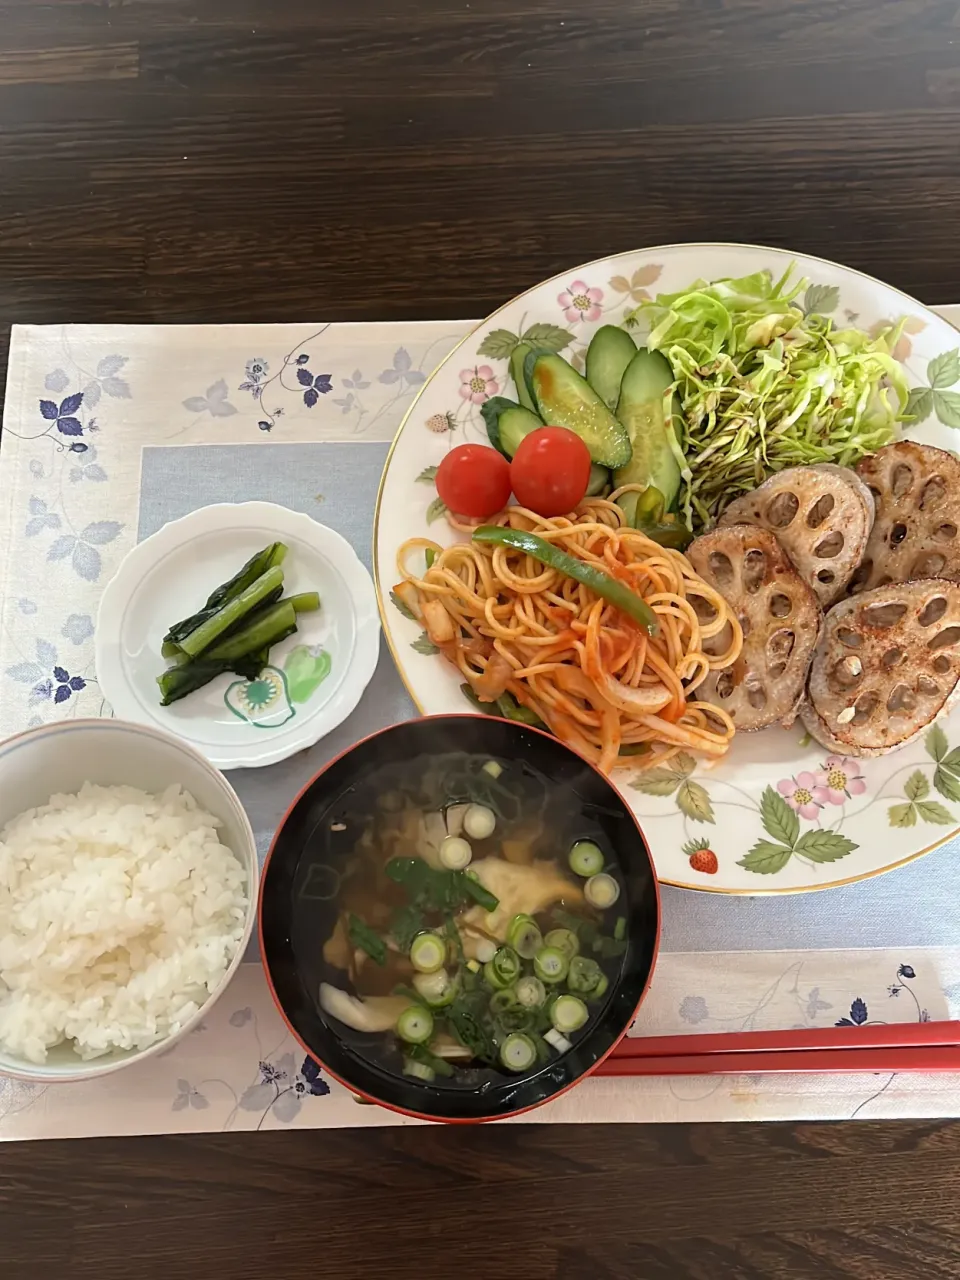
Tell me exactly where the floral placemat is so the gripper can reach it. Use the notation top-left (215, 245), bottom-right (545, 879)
top-left (1, 948), bottom-right (955, 1139)
top-left (2, 314), bottom-right (960, 1137)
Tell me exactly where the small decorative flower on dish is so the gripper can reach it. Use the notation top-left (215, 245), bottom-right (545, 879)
top-left (458, 366), bottom-right (499, 405)
top-left (777, 771), bottom-right (828, 820)
top-left (557, 279), bottom-right (603, 324)
top-left (816, 755), bottom-right (867, 804)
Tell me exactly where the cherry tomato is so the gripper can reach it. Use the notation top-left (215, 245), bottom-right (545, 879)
top-left (435, 444), bottom-right (512, 518)
top-left (509, 427), bottom-right (592, 517)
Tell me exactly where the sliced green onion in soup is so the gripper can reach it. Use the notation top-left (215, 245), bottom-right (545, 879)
top-left (499, 1032), bottom-right (537, 1073)
top-left (568, 840), bottom-right (604, 878)
top-left (534, 945), bottom-right (569, 984)
top-left (543, 928), bottom-right (579, 960)
top-left (587, 973), bottom-right (610, 1002)
top-left (403, 1058), bottom-right (435, 1083)
top-left (584, 873), bottom-right (620, 910)
top-left (396, 1005), bottom-right (434, 1044)
top-left (550, 994), bottom-right (588, 1034)
top-left (439, 835), bottom-right (472, 870)
top-left (412, 968), bottom-right (458, 1007)
top-left (490, 987), bottom-right (519, 1015)
top-left (544, 1027), bottom-right (572, 1054)
top-left (490, 945), bottom-right (521, 987)
top-left (463, 804), bottom-right (496, 839)
top-left (515, 975), bottom-right (546, 1008)
top-left (507, 913), bottom-right (543, 958)
top-left (614, 915), bottom-right (627, 942)
top-left (410, 932), bottom-right (446, 974)
top-left (567, 954), bottom-right (603, 995)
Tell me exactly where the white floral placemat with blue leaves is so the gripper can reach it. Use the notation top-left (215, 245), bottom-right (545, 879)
top-left (3, 315), bottom-right (960, 1137)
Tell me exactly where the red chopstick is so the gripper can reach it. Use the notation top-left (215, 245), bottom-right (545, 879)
top-left (610, 1019), bottom-right (960, 1059)
top-left (595, 1044), bottom-right (960, 1075)
top-left (593, 1019), bottom-right (960, 1076)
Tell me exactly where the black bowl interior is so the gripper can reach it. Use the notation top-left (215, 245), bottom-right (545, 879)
top-left (260, 716), bottom-right (659, 1121)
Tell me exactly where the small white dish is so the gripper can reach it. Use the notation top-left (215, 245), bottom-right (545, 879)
top-left (96, 502), bottom-right (380, 769)
top-left (0, 718), bottom-right (257, 1083)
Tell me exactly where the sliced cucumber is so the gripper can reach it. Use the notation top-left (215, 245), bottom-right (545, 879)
top-left (531, 354), bottom-right (632, 469)
top-left (510, 342), bottom-right (538, 412)
top-left (481, 396), bottom-right (521, 458)
top-left (585, 325), bottom-right (637, 411)
top-left (585, 463), bottom-right (610, 497)
top-left (481, 396), bottom-right (543, 459)
top-left (500, 405), bottom-right (543, 457)
top-left (613, 348), bottom-right (682, 511)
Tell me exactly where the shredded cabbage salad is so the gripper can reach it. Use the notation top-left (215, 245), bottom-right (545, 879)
top-left (628, 266), bottom-right (910, 531)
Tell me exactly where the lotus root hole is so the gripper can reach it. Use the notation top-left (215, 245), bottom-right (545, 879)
top-left (916, 675), bottom-right (940, 697)
top-left (890, 523), bottom-right (907, 546)
top-left (928, 626), bottom-right (960, 651)
top-left (691, 594), bottom-right (718, 624)
top-left (886, 683), bottom-right (916, 714)
top-left (767, 628), bottom-right (796, 665)
top-left (744, 678), bottom-right (767, 711)
top-left (919, 597), bottom-right (948, 627)
top-left (708, 551), bottom-right (734, 586)
top-left (933, 655), bottom-right (953, 674)
top-left (805, 494), bottom-right (835, 528)
top-left (739, 613), bottom-right (751, 638)
top-left (814, 531), bottom-right (844, 559)
top-left (817, 569), bottom-right (835, 585)
top-left (913, 552), bottom-right (947, 577)
top-left (742, 548), bottom-right (767, 593)
top-left (851, 692), bottom-right (879, 725)
top-left (892, 464), bottom-right (914, 497)
top-left (766, 492), bottom-right (799, 528)
top-left (833, 655), bottom-right (863, 688)
top-left (936, 523), bottom-right (958, 542)
top-left (836, 627), bottom-right (861, 648)
top-left (769, 593), bottom-right (792, 619)
top-left (881, 647), bottom-right (904, 669)
top-left (862, 601), bottom-right (907, 628)
top-left (921, 476), bottom-right (947, 509)
top-left (715, 671), bottom-right (735, 699)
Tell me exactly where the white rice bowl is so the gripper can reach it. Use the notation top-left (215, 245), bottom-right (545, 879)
top-left (0, 781), bottom-right (249, 1065)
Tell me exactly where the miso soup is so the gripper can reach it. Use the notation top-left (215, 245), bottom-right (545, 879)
top-left (292, 750), bottom-right (628, 1090)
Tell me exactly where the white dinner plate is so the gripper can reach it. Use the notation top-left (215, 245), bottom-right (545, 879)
top-left (97, 502), bottom-right (380, 769)
top-left (374, 242), bottom-right (960, 894)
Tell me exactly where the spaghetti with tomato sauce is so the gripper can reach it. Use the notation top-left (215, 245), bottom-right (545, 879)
top-left (394, 497), bottom-right (743, 773)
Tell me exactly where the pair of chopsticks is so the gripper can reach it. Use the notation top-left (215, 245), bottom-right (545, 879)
top-left (594, 1019), bottom-right (960, 1076)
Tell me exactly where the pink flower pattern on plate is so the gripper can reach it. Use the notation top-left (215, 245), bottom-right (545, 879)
top-left (817, 755), bottom-right (867, 805)
top-left (778, 771), bottom-right (829, 821)
top-left (558, 279), bottom-right (603, 324)
top-left (458, 366), bottom-right (499, 405)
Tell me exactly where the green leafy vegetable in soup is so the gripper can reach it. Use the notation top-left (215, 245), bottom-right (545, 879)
top-left (312, 752), bottom-right (628, 1082)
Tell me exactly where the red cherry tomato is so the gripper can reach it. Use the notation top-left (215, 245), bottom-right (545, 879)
top-left (435, 444), bottom-right (512, 519)
top-left (509, 427), bottom-right (592, 517)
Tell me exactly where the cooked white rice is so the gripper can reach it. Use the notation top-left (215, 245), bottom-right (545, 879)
top-left (0, 782), bottom-right (248, 1064)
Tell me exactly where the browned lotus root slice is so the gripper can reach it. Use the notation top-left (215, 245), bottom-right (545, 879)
top-left (720, 465), bottom-right (874, 608)
top-left (687, 525), bottom-right (822, 731)
top-left (851, 442), bottom-right (960, 593)
top-left (800, 578), bottom-right (960, 756)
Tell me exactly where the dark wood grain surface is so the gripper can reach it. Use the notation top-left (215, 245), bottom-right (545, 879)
top-left (2, 0), bottom-right (960, 1276)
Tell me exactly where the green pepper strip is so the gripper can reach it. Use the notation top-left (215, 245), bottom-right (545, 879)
top-left (472, 526), bottom-right (658, 636)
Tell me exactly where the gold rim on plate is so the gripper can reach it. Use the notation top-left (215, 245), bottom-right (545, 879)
top-left (371, 240), bottom-right (960, 895)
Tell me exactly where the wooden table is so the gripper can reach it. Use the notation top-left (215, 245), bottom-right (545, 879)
top-left (2, 1), bottom-right (960, 1275)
